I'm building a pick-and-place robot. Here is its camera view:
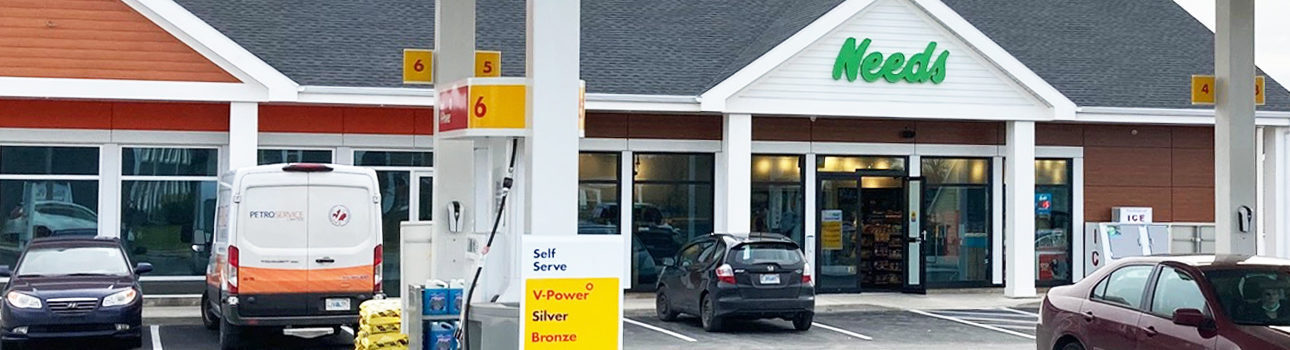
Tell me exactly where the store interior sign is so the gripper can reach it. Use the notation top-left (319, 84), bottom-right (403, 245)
top-left (831, 37), bottom-right (950, 84)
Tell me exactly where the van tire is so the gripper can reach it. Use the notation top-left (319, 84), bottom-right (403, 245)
top-left (201, 293), bottom-right (218, 330)
top-left (219, 317), bottom-right (244, 350)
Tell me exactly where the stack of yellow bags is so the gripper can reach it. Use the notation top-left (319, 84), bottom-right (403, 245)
top-left (355, 299), bottom-right (408, 350)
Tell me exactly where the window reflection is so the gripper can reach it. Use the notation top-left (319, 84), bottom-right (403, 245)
top-left (632, 153), bottom-right (714, 290)
top-left (1036, 159), bottom-right (1072, 286)
top-left (922, 157), bottom-right (991, 287)
top-left (751, 155), bottom-right (804, 246)
top-left (578, 153), bottom-right (620, 235)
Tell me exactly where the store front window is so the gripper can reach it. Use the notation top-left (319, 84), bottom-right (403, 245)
top-left (632, 153), bottom-right (714, 289)
top-left (257, 149), bottom-right (333, 165)
top-left (578, 152), bottom-right (620, 235)
top-left (751, 155), bottom-right (804, 245)
top-left (356, 150), bottom-right (433, 297)
top-left (121, 147), bottom-right (218, 276)
top-left (0, 146), bottom-right (100, 268)
top-left (1036, 159), bottom-right (1073, 286)
top-left (922, 157), bottom-right (991, 287)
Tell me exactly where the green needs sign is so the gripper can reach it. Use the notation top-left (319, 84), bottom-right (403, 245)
top-left (832, 37), bottom-right (950, 84)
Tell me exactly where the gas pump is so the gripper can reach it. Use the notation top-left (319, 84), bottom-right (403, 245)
top-left (1082, 207), bottom-right (1171, 277)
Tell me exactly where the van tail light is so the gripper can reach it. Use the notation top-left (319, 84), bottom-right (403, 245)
top-left (227, 245), bottom-right (239, 295)
top-left (373, 244), bottom-right (383, 294)
top-left (802, 263), bottom-right (814, 286)
top-left (282, 163), bottom-right (333, 172)
top-left (716, 264), bottom-right (736, 285)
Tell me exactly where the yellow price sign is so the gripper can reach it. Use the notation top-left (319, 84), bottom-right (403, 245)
top-left (476, 51), bottom-right (501, 77)
top-left (1191, 75), bottom-right (1266, 105)
top-left (403, 49), bottom-right (433, 84)
top-left (468, 83), bottom-right (526, 129)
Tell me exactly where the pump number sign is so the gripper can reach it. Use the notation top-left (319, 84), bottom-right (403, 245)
top-left (1191, 75), bottom-right (1265, 105)
top-left (521, 235), bottom-right (623, 350)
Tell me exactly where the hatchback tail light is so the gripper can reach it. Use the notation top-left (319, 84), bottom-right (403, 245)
top-left (802, 263), bottom-right (814, 286)
top-left (227, 245), bottom-right (239, 295)
top-left (373, 244), bottom-right (384, 294)
top-left (716, 264), bottom-right (736, 285)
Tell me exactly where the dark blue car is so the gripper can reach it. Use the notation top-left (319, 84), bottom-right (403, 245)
top-left (0, 237), bottom-right (152, 349)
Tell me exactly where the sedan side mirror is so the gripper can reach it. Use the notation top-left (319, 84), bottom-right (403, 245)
top-left (1172, 308), bottom-right (1213, 329)
top-left (0, 265), bottom-right (10, 278)
top-left (134, 262), bottom-right (153, 275)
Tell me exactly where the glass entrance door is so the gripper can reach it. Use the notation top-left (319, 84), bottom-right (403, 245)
top-left (817, 175), bottom-right (859, 293)
top-left (816, 173), bottom-right (909, 292)
top-left (903, 177), bottom-right (926, 294)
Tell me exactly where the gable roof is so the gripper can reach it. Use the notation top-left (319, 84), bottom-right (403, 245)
top-left (174, 0), bottom-right (1290, 112)
top-left (940, 0), bottom-right (1290, 111)
top-left (173, 0), bottom-right (843, 95)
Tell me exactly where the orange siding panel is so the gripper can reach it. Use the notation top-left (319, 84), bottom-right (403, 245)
top-left (0, 0), bottom-right (238, 82)
top-left (0, 99), bottom-right (112, 129)
top-left (413, 109), bottom-right (435, 135)
top-left (259, 105), bottom-right (344, 134)
top-left (112, 102), bottom-right (228, 131)
top-left (343, 107), bottom-right (416, 135)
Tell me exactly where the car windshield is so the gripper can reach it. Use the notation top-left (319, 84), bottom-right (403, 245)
top-left (16, 246), bottom-right (131, 277)
top-left (729, 242), bottom-right (802, 266)
top-left (1204, 267), bottom-right (1290, 326)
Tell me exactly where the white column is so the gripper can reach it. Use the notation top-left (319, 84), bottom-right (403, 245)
top-left (1072, 157), bottom-right (1087, 280)
top-left (98, 144), bottom-right (121, 239)
top-left (722, 113), bottom-right (752, 233)
top-left (1263, 127), bottom-right (1288, 257)
top-left (804, 153), bottom-right (817, 269)
top-left (1004, 121), bottom-right (1036, 298)
top-left (431, 0), bottom-right (475, 283)
top-left (228, 102), bottom-right (258, 170)
top-left (621, 150), bottom-right (634, 288)
top-left (991, 155), bottom-right (1004, 285)
top-left (523, 0), bottom-right (580, 236)
top-left (1215, 0), bottom-right (1258, 254)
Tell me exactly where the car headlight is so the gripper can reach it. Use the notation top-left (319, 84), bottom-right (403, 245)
top-left (102, 289), bottom-right (138, 307)
top-left (5, 292), bottom-right (41, 309)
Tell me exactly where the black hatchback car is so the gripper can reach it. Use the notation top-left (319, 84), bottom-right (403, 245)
top-left (0, 237), bottom-right (152, 349)
top-left (655, 233), bottom-right (815, 331)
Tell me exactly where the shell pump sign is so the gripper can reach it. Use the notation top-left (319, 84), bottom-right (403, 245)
top-left (520, 235), bottom-right (623, 349)
top-left (436, 78), bottom-right (587, 140)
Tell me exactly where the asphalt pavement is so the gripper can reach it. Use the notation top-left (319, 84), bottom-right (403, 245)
top-left (2, 303), bottom-right (1042, 350)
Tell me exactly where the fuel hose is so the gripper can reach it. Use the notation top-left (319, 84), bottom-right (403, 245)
top-left (456, 137), bottom-right (518, 349)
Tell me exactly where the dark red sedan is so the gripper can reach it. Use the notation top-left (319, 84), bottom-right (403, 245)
top-left (1037, 255), bottom-right (1290, 350)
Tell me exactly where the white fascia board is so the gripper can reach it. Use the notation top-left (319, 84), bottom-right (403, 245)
top-left (698, 0), bottom-right (878, 112)
top-left (127, 0), bottom-right (298, 101)
top-left (296, 86), bottom-right (436, 106)
top-left (726, 99), bottom-right (1050, 121)
top-left (586, 93), bottom-right (700, 112)
top-left (0, 77), bottom-right (266, 102)
top-left (911, 0), bottom-right (1077, 119)
top-left (1076, 106), bottom-right (1290, 126)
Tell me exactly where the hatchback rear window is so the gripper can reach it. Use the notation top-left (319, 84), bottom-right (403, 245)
top-left (729, 242), bottom-right (802, 266)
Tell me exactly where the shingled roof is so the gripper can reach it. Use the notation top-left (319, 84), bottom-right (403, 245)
top-left (175, 0), bottom-right (1290, 111)
top-left (941, 0), bottom-right (1290, 111)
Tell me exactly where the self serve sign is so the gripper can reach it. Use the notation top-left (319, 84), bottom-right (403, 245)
top-left (521, 235), bottom-right (623, 349)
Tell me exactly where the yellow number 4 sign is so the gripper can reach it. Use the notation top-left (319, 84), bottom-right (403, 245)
top-left (1192, 75), bottom-right (1265, 106)
top-left (403, 49), bottom-right (433, 84)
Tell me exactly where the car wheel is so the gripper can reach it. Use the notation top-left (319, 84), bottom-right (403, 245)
top-left (201, 293), bottom-right (219, 330)
top-left (2, 340), bottom-right (24, 350)
top-left (219, 316), bottom-right (244, 350)
top-left (1061, 341), bottom-right (1085, 350)
top-left (700, 294), bottom-right (724, 332)
top-left (656, 291), bottom-right (679, 322)
top-left (792, 313), bottom-right (813, 331)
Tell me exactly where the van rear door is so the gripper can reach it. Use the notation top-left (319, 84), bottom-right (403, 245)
top-left (236, 172), bottom-right (311, 316)
top-left (305, 171), bottom-right (377, 315)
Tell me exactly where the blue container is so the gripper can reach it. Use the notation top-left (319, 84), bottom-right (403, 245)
top-left (447, 288), bottom-right (463, 315)
top-left (427, 321), bottom-right (458, 350)
top-left (423, 287), bottom-right (450, 315)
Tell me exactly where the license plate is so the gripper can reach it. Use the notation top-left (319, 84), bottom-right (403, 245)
top-left (325, 298), bottom-right (350, 311)
top-left (760, 274), bottom-right (781, 285)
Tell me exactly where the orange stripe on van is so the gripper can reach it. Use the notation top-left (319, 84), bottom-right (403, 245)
top-left (239, 265), bottom-right (373, 294)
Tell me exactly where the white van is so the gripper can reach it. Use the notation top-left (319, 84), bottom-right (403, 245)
top-left (200, 163), bottom-right (383, 350)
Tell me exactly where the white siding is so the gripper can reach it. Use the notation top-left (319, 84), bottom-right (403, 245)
top-left (727, 0), bottom-right (1050, 120)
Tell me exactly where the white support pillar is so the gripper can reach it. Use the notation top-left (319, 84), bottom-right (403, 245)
top-left (722, 113), bottom-right (752, 233)
top-left (228, 102), bottom-right (258, 171)
top-left (98, 144), bottom-right (121, 239)
top-left (432, 0), bottom-right (475, 282)
top-left (1004, 121), bottom-right (1036, 298)
top-left (1263, 127), bottom-right (1288, 257)
top-left (804, 153), bottom-right (817, 269)
top-left (523, 0), bottom-right (581, 236)
top-left (1215, 0), bottom-right (1258, 254)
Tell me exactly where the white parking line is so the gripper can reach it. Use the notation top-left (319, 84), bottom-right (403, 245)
top-left (935, 310), bottom-right (1035, 319)
top-left (908, 309), bottom-right (1036, 340)
top-left (999, 307), bottom-right (1040, 317)
top-left (812, 322), bottom-right (873, 340)
top-left (623, 318), bottom-right (697, 342)
top-left (952, 316), bottom-right (1037, 324)
top-left (150, 325), bottom-right (163, 350)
